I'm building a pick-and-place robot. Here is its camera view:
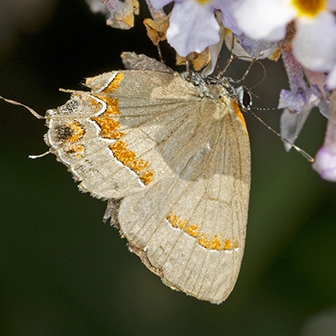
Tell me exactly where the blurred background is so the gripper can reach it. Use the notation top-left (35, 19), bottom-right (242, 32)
top-left (0, 1), bottom-right (335, 335)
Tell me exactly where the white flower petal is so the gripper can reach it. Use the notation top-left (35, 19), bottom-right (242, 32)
top-left (328, 0), bottom-right (336, 11)
top-left (293, 12), bottom-right (336, 72)
top-left (167, 1), bottom-right (220, 56)
top-left (280, 107), bottom-right (312, 151)
top-left (327, 65), bottom-right (336, 90)
top-left (313, 90), bottom-right (336, 182)
top-left (313, 147), bottom-right (336, 182)
top-left (225, 32), bottom-right (252, 58)
top-left (303, 69), bottom-right (330, 117)
top-left (86, 0), bottom-right (108, 14)
top-left (235, 34), bottom-right (279, 59)
top-left (212, 0), bottom-right (242, 35)
top-left (279, 85), bottom-right (321, 150)
top-left (150, 0), bottom-right (172, 10)
top-left (202, 11), bottom-right (225, 76)
top-left (234, 0), bottom-right (295, 41)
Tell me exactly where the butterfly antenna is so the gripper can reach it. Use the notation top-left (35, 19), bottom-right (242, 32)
top-left (234, 58), bottom-right (257, 84)
top-left (215, 53), bottom-right (222, 73)
top-left (229, 56), bottom-right (266, 86)
top-left (218, 36), bottom-right (235, 77)
top-left (0, 95), bottom-right (51, 159)
top-left (248, 59), bottom-right (266, 90)
top-left (250, 109), bottom-right (314, 162)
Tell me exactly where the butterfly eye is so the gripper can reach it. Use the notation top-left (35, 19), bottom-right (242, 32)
top-left (236, 86), bottom-right (252, 111)
top-left (242, 90), bottom-right (252, 111)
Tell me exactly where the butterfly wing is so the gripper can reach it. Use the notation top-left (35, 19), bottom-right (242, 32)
top-left (46, 70), bottom-right (201, 199)
top-left (46, 69), bottom-right (250, 303)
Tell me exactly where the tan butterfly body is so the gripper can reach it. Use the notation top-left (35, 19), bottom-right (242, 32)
top-left (45, 53), bottom-right (250, 304)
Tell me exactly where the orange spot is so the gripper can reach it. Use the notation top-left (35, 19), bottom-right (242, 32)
top-left (232, 100), bottom-right (247, 130)
top-left (140, 170), bottom-right (154, 185)
top-left (234, 240), bottom-right (239, 249)
top-left (102, 72), bottom-right (124, 93)
top-left (210, 235), bottom-right (222, 250)
top-left (165, 212), bottom-right (239, 251)
top-left (105, 98), bottom-right (120, 116)
top-left (94, 96), bottom-right (120, 116)
top-left (178, 219), bottom-right (187, 230)
top-left (128, 158), bottom-right (148, 173)
top-left (66, 121), bottom-right (85, 142)
top-left (91, 116), bottom-right (124, 139)
top-left (198, 233), bottom-right (210, 249)
top-left (95, 94), bottom-right (120, 116)
top-left (166, 212), bottom-right (186, 229)
top-left (109, 140), bottom-right (153, 185)
top-left (185, 224), bottom-right (199, 237)
top-left (67, 144), bottom-right (85, 156)
top-left (88, 95), bottom-right (120, 116)
top-left (110, 140), bottom-right (136, 165)
top-left (224, 239), bottom-right (233, 250)
top-left (166, 212), bottom-right (177, 227)
top-left (87, 96), bottom-right (102, 113)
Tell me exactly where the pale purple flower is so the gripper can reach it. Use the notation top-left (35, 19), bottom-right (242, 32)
top-left (326, 65), bottom-right (336, 89)
top-left (278, 39), bottom-right (322, 150)
top-left (234, 0), bottom-right (336, 83)
top-left (313, 92), bottom-right (336, 182)
top-left (150, 0), bottom-right (241, 56)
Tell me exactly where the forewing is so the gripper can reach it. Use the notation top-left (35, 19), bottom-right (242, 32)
top-left (45, 70), bottom-right (200, 199)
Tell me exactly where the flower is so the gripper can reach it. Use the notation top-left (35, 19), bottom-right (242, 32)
top-left (150, 0), bottom-right (241, 57)
top-left (234, 0), bottom-right (336, 83)
top-left (144, 0), bottom-right (336, 182)
top-left (233, 1), bottom-right (336, 182)
top-left (278, 33), bottom-right (323, 150)
top-left (313, 91), bottom-right (336, 182)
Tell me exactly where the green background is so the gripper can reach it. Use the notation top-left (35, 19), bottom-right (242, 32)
top-left (0, 1), bottom-right (335, 335)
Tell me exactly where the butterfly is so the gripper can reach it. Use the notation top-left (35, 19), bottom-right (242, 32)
top-left (40, 52), bottom-right (250, 304)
